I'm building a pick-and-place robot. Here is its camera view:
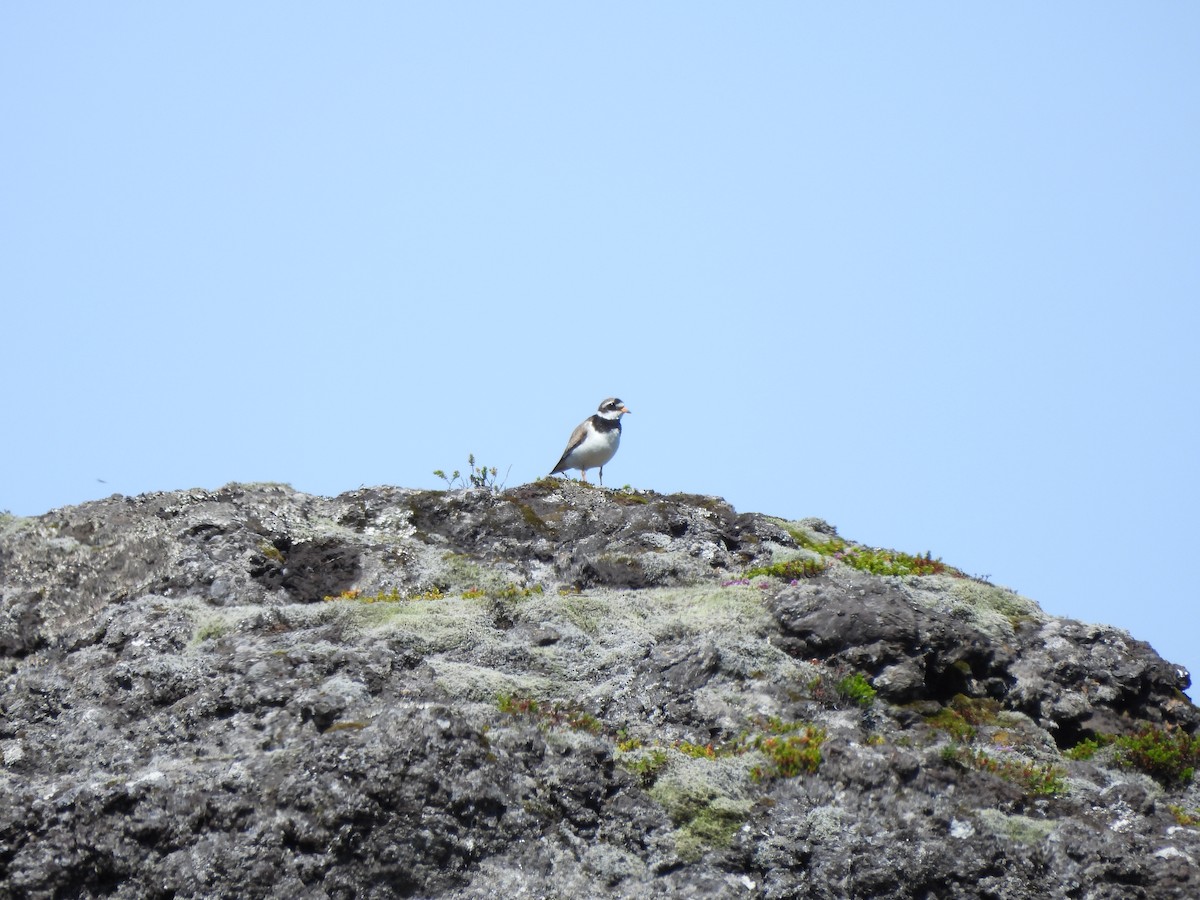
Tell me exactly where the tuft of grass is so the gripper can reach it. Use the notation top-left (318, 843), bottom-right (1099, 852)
top-left (458, 583), bottom-right (543, 601)
top-left (949, 694), bottom-right (1002, 727)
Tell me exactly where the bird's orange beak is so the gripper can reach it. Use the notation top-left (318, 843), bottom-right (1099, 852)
top-left (621, 407), bottom-right (631, 414)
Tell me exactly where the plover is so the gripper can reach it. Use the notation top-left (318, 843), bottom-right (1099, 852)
top-left (550, 397), bottom-right (631, 485)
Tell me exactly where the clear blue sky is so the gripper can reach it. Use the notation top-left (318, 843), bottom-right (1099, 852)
top-left (4, 5), bottom-right (1197, 698)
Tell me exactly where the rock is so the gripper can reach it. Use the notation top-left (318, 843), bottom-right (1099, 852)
top-left (0, 482), bottom-right (1197, 898)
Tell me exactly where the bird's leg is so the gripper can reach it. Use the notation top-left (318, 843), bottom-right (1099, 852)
top-left (599, 466), bottom-right (604, 486)
top-left (580, 470), bottom-right (588, 483)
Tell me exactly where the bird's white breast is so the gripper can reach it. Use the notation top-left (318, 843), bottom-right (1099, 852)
top-left (567, 426), bottom-right (621, 469)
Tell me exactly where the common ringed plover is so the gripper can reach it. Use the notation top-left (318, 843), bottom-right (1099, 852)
top-left (550, 397), bottom-right (631, 485)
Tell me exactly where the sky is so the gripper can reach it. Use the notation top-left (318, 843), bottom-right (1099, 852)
top-left (3, 5), bottom-right (1197, 699)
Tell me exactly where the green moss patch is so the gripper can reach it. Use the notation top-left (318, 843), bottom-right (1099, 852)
top-left (649, 760), bottom-right (755, 861)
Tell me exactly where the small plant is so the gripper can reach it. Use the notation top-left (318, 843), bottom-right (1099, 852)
top-left (258, 541), bottom-right (286, 564)
top-left (1114, 725), bottom-right (1200, 786)
top-left (1168, 805), bottom-right (1200, 827)
top-left (787, 529), bottom-right (848, 556)
top-left (805, 666), bottom-right (878, 709)
top-left (611, 489), bottom-right (650, 505)
top-left (837, 547), bottom-right (951, 577)
top-left (926, 707), bottom-right (977, 743)
top-left (619, 748), bottom-right (670, 785)
top-left (434, 454), bottom-right (510, 492)
top-left (496, 693), bottom-right (602, 734)
top-left (193, 619), bottom-right (232, 642)
top-left (925, 695), bottom-right (1003, 741)
top-left (837, 672), bottom-right (877, 707)
top-left (745, 557), bottom-right (828, 582)
top-left (949, 694), bottom-right (1002, 727)
top-left (942, 745), bottom-right (1068, 796)
top-left (750, 727), bottom-right (827, 781)
top-left (1064, 735), bottom-right (1115, 761)
top-left (678, 741), bottom-right (724, 760)
top-left (1068, 726), bottom-right (1200, 786)
top-left (497, 693), bottom-right (539, 716)
top-left (785, 528), bottom-right (966, 578)
top-left (761, 716), bottom-right (810, 735)
top-left (322, 586), bottom-right (444, 603)
top-left (564, 709), bottom-right (603, 734)
top-left (665, 719), bottom-right (826, 781)
top-left (496, 583), bottom-right (543, 600)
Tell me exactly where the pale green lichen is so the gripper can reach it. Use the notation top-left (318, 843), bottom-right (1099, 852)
top-left (899, 576), bottom-right (1045, 640)
top-left (191, 617), bottom-right (233, 643)
top-left (430, 660), bottom-right (556, 704)
top-left (649, 757), bottom-right (755, 860)
top-left (976, 809), bottom-right (1057, 844)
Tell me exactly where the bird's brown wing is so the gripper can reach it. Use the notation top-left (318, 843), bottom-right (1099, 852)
top-left (550, 420), bottom-right (590, 474)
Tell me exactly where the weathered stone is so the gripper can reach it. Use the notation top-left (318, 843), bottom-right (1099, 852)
top-left (0, 482), bottom-right (1196, 898)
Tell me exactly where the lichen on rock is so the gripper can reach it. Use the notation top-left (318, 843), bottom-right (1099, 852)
top-left (0, 481), bottom-right (1196, 898)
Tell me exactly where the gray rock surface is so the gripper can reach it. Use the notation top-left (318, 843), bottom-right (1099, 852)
top-left (1, 481), bottom-right (1197, 898)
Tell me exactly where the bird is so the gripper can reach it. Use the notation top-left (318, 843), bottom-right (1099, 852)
top-left (550, 397), bottom-right (631, 485)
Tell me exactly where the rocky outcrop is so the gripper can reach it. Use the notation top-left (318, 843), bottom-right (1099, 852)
top-left (1, 482), bottom-right (1197, 898)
